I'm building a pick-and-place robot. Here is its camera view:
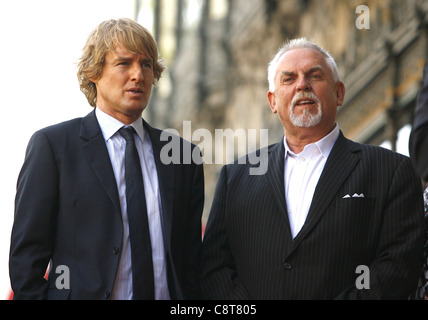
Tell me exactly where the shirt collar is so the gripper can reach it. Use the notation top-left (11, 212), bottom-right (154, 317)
top-left (95, 107), bottom-right (145, 143)
top-left (283, 123), bottom-right (340, 159)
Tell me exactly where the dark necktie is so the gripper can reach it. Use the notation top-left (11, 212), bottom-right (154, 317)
top-left (119, 126), bottom-right (155, 300)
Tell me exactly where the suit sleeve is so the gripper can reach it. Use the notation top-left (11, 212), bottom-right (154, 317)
top-left (201, 165), bottom-right (251, 299)
top-left (409, 62), bottom-right (428, 181)
top-left (336, 156), bottom-right (425, 299)
top-left (9, 131), bottom-right (59, 299)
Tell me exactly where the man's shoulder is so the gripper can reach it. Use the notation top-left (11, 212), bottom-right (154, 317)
top-left (143, 121), bottom-right (204, 167)
top-left (221, 142), bottom-right (278, 177)
top-left (337, 132), bottom-right (409, 161)
top-left (144, 121), bottom-right (199, 150)
top-left (29, 112), bottom-right (94, 146)
top-left (232, 143), bottom-right (275, 165)
top-left (357, 141), bottom-right (409, 161)
top-left (343, 138), bottom-right (415, 175)
top-left (37, 117), bottom-right (84, 134)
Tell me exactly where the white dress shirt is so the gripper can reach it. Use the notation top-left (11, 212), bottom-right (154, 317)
top-left (284, 124), bottom-right (339, 238)
top-left (95, 108), bottom-right (170, 300)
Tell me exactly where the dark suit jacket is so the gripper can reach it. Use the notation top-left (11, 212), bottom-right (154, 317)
top-left (201, 131), bottom-right (424, 299)
top-left (9, 110), bottom-right (204, 300)
top-left (410, 62), bottom-right (428, 182)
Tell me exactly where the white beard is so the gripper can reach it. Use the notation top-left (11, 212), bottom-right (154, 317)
top-left (289, 92), bottom-right (322, 128)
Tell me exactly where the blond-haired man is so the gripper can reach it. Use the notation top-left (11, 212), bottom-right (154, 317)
top-left (10, 18), bottom-right (204, 300)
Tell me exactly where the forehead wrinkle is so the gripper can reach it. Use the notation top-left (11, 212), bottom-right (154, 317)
top-left (111, 50), bottom-right (153, 65)
top-left (307, 65), bottom-right (324, 74)
top-left (114, 55), bottom-right (133, 62)
top-left (281, 65), bottom-right (324, 76)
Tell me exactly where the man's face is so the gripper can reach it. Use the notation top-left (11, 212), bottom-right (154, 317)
top-left (268, 48), bottom-right (345, 136)
top-left (92, 44), bottom-right (154, 124)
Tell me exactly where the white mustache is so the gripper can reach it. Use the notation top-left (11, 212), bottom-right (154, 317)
top-left (289, 91), bottom-right (323, 128)
top-left (291, 92), bottom-right (321, 109)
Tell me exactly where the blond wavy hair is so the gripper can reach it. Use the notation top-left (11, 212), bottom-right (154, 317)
top-left (77, 18), bottom-right (165, 107)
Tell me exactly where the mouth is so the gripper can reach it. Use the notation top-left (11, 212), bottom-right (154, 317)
top-left (127, 88), bottom-right (144, 94)
top-left (295, 99), bottom-right (315, 106)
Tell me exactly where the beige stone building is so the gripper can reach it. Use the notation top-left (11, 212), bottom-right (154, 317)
top-left (135, 0), bottom-right (428, 222)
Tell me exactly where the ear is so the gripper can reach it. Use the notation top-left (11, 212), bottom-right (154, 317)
top-left (336, 81), bottom-right (346, 106)
top-left (267, 91), bottom-right (277, 113)
top-left (88, 70), bottom-right (101, 85)
top-left (89, 77), bottom-right (98, 85)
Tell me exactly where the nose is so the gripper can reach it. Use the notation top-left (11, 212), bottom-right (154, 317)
top-left (130, 63), bottom-right (144, 82)
top-left (296, 76), bottom-right (311, 91)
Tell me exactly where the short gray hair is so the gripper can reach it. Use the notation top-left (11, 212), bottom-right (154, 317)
top-left (267, 38), bottom-right (341, 92)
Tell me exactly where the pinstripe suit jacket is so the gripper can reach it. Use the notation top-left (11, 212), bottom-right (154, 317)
top-left (201, 131), bottom-right (425, 299)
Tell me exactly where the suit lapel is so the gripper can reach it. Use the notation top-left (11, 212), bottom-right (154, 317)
top-left (143, 120), bottom-right (175, 248)
top-left (80, 110), bottom-right (121, 212)
top-left (144, 121), bottom-right (185, 299)
top-left (81, 114), bottom-right (176, 248)
top-left (263, 141), bottom-right (293, 242)
top-left (290, 132), bottom-right (362, 250)
top-left (263, 141), bottom-right (287, 215)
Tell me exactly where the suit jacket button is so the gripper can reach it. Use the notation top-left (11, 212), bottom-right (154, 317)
top-left (105, 291), bottom-right (110, 299)
top-left (283, 262), bottom-right (292, 270)
top-left (113, 246), bottom-right (119, 255)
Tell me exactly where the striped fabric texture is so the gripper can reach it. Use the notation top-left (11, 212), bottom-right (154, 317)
top-left (201, 131), bottom-right (425, 299)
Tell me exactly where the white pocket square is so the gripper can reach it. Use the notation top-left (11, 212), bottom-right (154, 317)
top-left (343, 193), bottom-right (365, 198)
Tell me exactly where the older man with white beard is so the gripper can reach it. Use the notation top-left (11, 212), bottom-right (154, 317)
top-left (266, 38), bottom-right (344, 239)
top-left (201, 38), bottom-right (424, 300)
